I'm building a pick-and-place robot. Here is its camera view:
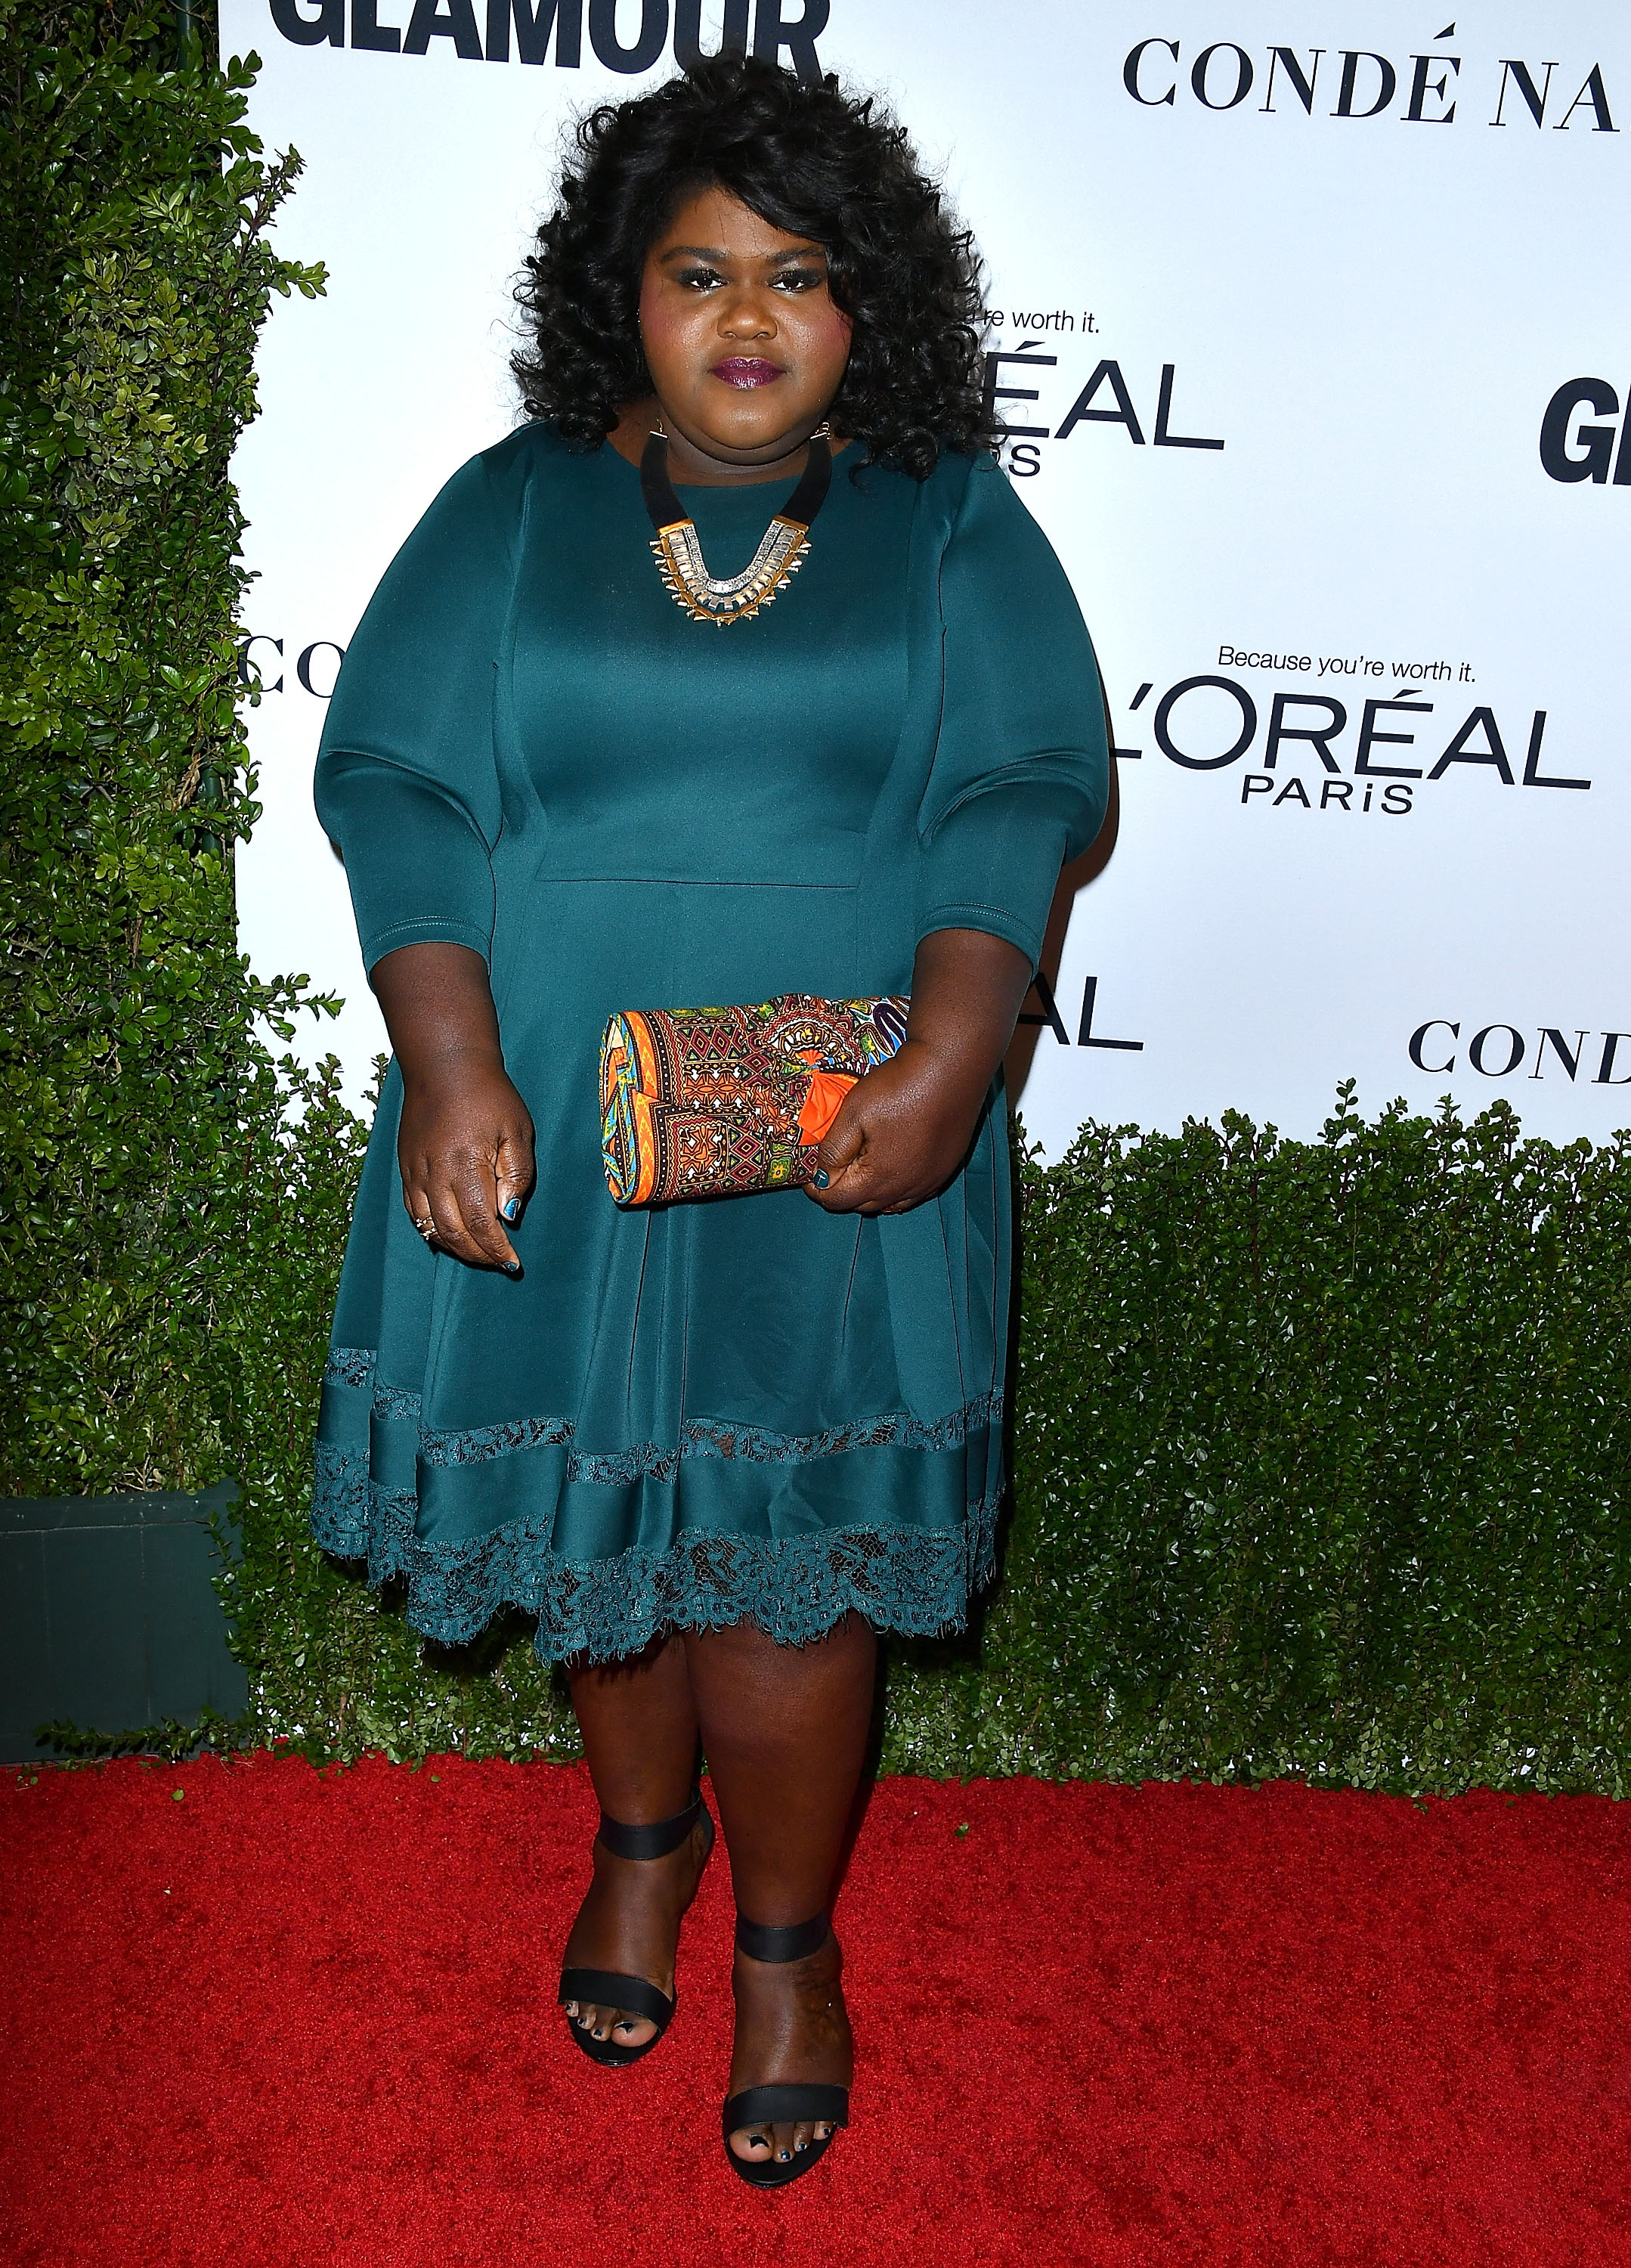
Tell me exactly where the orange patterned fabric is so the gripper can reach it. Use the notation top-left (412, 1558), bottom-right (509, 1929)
top-left (600, 994), bottom-right (908, 1207)
top-left (796, 1065), bottom-right (859, 1147)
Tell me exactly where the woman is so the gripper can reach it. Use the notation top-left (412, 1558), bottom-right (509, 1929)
top-left (311, 57), bottom-right (1107, 2187)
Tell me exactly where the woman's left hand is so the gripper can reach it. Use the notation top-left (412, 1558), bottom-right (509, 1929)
top-left (804, 927), bottom-right (1034, 1216)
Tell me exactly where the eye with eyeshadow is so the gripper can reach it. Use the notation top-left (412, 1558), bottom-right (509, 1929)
top-left (668, 264), bottom-right (827, 294)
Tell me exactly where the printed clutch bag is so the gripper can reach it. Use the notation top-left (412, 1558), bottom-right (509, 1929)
top-left (599, 993), bottom-right (909, 1207)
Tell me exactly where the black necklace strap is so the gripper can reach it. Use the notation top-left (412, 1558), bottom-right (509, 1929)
top-left (780, 431), bottom-right (832, 528)
top-left (639, 429), bottom-right (834, 536)
top-left (640, 429), bottom-right (686, 531)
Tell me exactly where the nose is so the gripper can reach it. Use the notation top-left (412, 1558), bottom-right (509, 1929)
top-left (717, 287), bottom-right (775, 342)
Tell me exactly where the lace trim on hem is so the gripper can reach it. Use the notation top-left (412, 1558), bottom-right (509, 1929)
top-left (311, 1440), bottom-right (370, 1558)
top-left (312, 1356), bottom-right (1003, 1656)
top-left (373, 1383), bottom-right (423, 1427)
top-left (323, 1346), bottom-right (376, 1391)
top-left (413, 1393), bottom-right (1001, 1475)
top-left (679, 1395), bottom-right (1001, 1464)
top-left (327, 1346), bottom-right (1000, 1480)
top-left (308, 1452), bottom-right (999, 1659)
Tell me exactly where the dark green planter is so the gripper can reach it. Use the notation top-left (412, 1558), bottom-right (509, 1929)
top-left (0, 1481), bottom-right (248, 1763)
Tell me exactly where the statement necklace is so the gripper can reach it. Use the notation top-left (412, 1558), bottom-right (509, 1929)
top-left (640, 423), bottom-right (832, 626)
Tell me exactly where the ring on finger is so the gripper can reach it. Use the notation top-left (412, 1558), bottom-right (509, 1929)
top-left (412, 1215), bottom-right (436, 1241)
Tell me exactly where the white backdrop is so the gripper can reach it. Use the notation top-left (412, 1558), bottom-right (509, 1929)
top-left (223, 0), bottom-right (1630, 1156)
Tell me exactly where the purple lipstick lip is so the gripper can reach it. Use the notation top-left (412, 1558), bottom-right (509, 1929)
top-left (711, 357), bottom-right (784, 387)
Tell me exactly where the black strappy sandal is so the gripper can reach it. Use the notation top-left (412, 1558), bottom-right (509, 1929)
top-left (721, 1912), bottom-right (850, 2188)
top-left (557, 1786), bottom-right (714, 2069)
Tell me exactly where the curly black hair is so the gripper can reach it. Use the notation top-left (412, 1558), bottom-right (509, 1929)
top-left (512, 57), bottom-right (995, 480)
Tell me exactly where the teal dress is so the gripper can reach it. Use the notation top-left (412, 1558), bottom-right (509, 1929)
top-left (310, 423), bottom-right (1107, 1661)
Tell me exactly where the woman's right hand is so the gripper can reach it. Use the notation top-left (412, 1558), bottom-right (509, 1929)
top-left (371, 941), bottom-right (536, 1272)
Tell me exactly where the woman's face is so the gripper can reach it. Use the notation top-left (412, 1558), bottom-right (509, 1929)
top-left (637, 183), bottom-right (852, 469)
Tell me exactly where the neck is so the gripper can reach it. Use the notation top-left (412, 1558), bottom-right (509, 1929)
top-left (608, 398), bottom-right (840, 485)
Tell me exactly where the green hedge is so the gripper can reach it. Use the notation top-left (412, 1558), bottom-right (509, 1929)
top-left (905, 1089), bottom-right (1631, 1793)
top-left (5, 3), bottom-right (1628, 1792)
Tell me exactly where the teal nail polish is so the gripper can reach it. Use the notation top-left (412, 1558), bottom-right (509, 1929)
top-left (500, 1197), bottom-right (520, 1222)
top-left (503, 1261), bottom-right (521, 1278)
top-left (813, 1168), bottom-right (829, 1189)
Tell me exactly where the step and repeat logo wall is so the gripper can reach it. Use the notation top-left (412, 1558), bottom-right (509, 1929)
top-left (224, 0), bottom-right (1628, 1153)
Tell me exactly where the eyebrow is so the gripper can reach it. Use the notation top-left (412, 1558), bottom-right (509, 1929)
top-left (658, 243), bottom-right (827, 265)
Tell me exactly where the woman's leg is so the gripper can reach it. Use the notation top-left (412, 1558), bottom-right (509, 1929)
top-left (684, 1612), bottom-right (877, 2167)
top-left (562, 1632), bottom-right (710, 2050)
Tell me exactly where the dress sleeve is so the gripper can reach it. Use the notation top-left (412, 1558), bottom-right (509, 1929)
top-left (916, 454), bottom-right (1110, 969)
top-left (314, 451), bottom-right (514, 974)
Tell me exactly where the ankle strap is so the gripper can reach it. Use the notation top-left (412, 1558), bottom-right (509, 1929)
top-left (735, 1911), bottom-right (829, 1964)
top-left (596, 1787), bottom-right (704, 1862)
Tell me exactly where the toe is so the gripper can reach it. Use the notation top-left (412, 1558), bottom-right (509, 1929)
top-left (771, 2120), bottom-right (797, 2164)
top-left (729, 2123), bottom-right (773, 2164)
top-left (565, 1994), bottom-right (655, 2050)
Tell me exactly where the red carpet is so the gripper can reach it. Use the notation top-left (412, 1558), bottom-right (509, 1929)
top-left (2, 1756), bottom-right (1628, 2267)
